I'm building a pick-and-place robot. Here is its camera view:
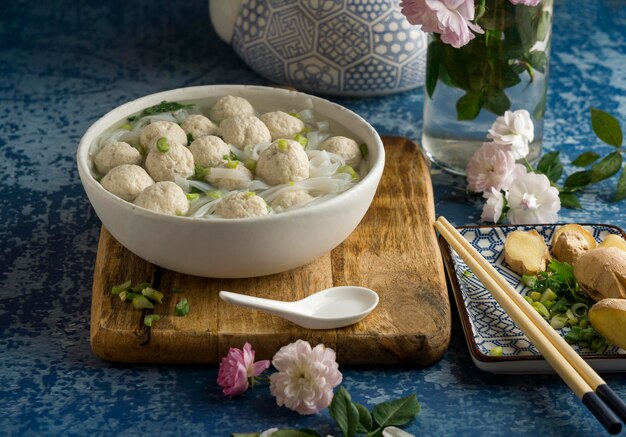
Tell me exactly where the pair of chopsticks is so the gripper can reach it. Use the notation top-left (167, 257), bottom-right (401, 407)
top-left (435, 216), bottom-right (626, 435)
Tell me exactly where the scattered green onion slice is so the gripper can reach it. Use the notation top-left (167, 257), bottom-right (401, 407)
top-left (529, 291), bottom-right (542, 302)
top-left (120, 123), bottom-right (132, 131)
top-left (462, 270), bottom-right (473, 278)
top-left (176, 298), bottom-right (190, 317)
top-left (489, 346), bottom-right (503, 357)
top-left (294, 133), bottom-right (308, 148)
top-left (186, 193), bottom-right (200, 201)
top-left (207, 191), bottom-right (221, 199)
top-left (277, 139), bottom-right (290, 151)
top-left (288, 111), bottom-right (301, 118)
top-left (194, 164), bottom-right (209, 179)
top-left (543, 300), bottom-right (555, 310)
top-left (523, 296), bottom-right (534, 305)
top-left (288, 181), bottom-right (295, 186)
top-left (226, 160), bottom-right (238, 169)
top-left (142, 287), bottom-right (164, 304)
top-left (566, 308), bottom-right (578, 325)
top-left (300, 127), bottom-right (311, 134)
top-left (245, 191), bottom-right (256, 198)
top-left (359, 143), bottom-right (369, 159)
top-left (571, 302), bottom-right (588, 318)
top-left (540, 289), bottom-right (557, 302)
top-left (156, 137), bottom-right (169, 153)
top-left (338, 165), bottom-right (359, 180)
top-left (531, 301), bottom-right (550, 319)
top-left (521, 274), bottom-right (537, 287)
top-left (119, 290), bottom-right (129, 302)
top-left (131, 282), bottom-right (153, 293)
top-left (111, 280), bottom-right (132, 295)
top-left (144, 314), bottom-right (160, 327)
top-left (132, 295), bottom-right (155, 310)
top-left (243, 159), bottom-right (257, 173)
top-left (550, 314), bottom-right (568, 329)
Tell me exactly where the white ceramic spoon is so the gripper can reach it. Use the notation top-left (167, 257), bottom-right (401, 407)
top-left (219, 286), bottom-right (379, 330)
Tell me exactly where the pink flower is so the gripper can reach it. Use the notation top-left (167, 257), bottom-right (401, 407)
top-left (481, 188), bottom-right (505, 223)
top-left (506, 171), bottom-right (560, 224)
top-left (217, 342), bottom-right (270, 397)
top-left (269, 340), bottom-right (342, 415)
top-left (466, 142), bottom-right (516, 193)
top-left (400, 0), bottom-right (484, 48)
top-left (510, 0), bottom-right (541, 5)
top-left (488, 110), bottom-right (534, 160)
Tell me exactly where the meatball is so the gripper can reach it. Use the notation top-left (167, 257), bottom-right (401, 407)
top-left (189, 135), bottom-right (230, 168)
top-left (181, 114), bottom-right (218, 141)
top-left (215, 192), bottom-right (268, 219)
top-left (259, 111), bottom-right (305, 141)
top-left (319, 136), bottom-right (362, 167)
top-left (256, 139), bottom-right (309, 185)
top-left (94, 141), bottom-right (142, 175)
top-left (209, 95), bottom-right (255, 124)
top-left (206, 161), bottom-right (253, 191)
top-left (133, 181), bottom-right (189, 216)
top-left (100, 164), bottom-right (154, 202)
top-left (219, 115), bottom-right (271, 148)
top-left (272, 190), bottom-right (314, 212)
top-left (145, 140), bottom-right (194, 182)
top-left (139, 121), bottom-right (187, 150)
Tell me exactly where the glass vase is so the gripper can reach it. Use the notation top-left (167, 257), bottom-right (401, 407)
top-left (421, 0), bottom-right (553, 175)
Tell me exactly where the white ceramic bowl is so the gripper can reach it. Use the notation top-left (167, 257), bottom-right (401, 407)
top-left (77, 85), bottom-right (385, 278)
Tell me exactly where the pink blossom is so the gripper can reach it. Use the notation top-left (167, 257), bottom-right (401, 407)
top-left (510, 0), bottom-right (541, 6)
top-left (217, 342), bottom-right (270, 397)
top-left (466, 142), bottom-right (516, 193)
top-left (269, 340), bottom-right (342, 415)
top-left (400, 0), bottom-right (484, 48)
top-left (506, 171), bottom-right (560, 224)
top-left (481, 188), bottom-right (505, 223)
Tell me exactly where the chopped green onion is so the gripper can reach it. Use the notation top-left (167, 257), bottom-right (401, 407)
top-left (294, 133), bottom-right (308, 148)
top-left (186, 193), bottom-right (200, 201)
top-left (119, 291), bottom-right (141, 302)
top-left (171, 287), bottom-right (184, 294)
top-left (462, 270), bottom-right (473, 278)
top-left (579, 318), bottom-right (588, 329)
top-left (144, 314), bottom-right (160, 327)
top-left (300, 127), bottom-right (311, 134)
top-left (550, 314), bottom-right (568, 329)
top-left (571, 302), bottom-right (588, 318)
top-left (543, 300), bottom-right (555, 310)
top-left (590, 337), bottom-right (607, 353)
top-left (338, 165), bottom-right (359, 180)
top-left (186, 132), bottom-right (194, 144)
top-left (194, 164), bottom-right (209, 179)
top-left (142, 287), bottom-right (164, 304)
top-left (522, 274), bottom-right (538, 287)
top-left (226, 160), bottom-right (238, 169)
top-left (120, 123), bottom-right (132, 131)
top-left (132, 295), bottom-right (155, 310)
top-left (207, 191), bottom-right (221, 199)
top-left (565, 309), bottom-right (578, 325)
top-left (529, 291), bottom-right (542, 302)
top-left (540, 289), bottom-right (558, 302)
top-left (245, 191), bottom-right (256, 197)
top-left (223, 152), bottom-right (238, 161)
top-left (288, 181), bottom-right (295, 186)
top-left (156, 137), bottom-right (169, 153)
top-left (531, 301), bottom-right (550, 319)
top-left (489, 346), bottom-right (503, 357)
top-left (288, 111), bottom-right (301, 118)
top-left (111, 280), bottom-right (132, 295)
top-left (243, 159), bottom-right (257, 173)
top-left (359, 143), bottom-right (369, 159)
top-left (176, 298), bottom-right (190, 317)
top-left (119, 290), bottom-right (128, 301)
top-left (277, 139), bottom-right (290, 151)
top-left (523, 296), bottom-right (534, 305)
top-left (131, 282), bottom-right (153, 293)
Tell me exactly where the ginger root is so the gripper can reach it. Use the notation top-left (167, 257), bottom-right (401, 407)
top-left (573, 247), bottom-right (626, 301)
top-left (504, 230), bottom-right (551, 275)
top-left (597, 234), bottom-right (626, 252)
top-left (589, 299), bottom-right (626, 350)
top-left (551, 224), bottom-right (596, 265)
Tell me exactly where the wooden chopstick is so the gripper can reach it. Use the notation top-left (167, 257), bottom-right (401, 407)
top-left (435, 217), bottom-right (623, 435)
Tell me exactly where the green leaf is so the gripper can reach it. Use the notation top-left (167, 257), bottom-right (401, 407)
top-left (572, 151), bottom-right (600, 167)
top-left (527, 51), bottom-right (547, 73)
top-left (614, 167), bottom-right (626, 202)
top-left (371, 395), bottom-right (421, 428)
top-left (564, 170), bottom-right (592, 190)
top-left (425, 41), bottom-right (442, 99)
top-left (329, 387), bottom-right (359, 437)
top-left (548, 259), bottom-right (575, 283)
top-left (456, 90), bottom-right (484, 121)
top-left (536, 151), bottom-right (563, 183)
top-left (535, 11), bottom-right (552, 41)
top-left (559, 192), bottom-right (582, 209)
top-left (590, 108), bottom-right (623, 147)
top-left (483, 88), bottom-right (511, 116)
top-left (355, 403), bottom-right (373, 433)
top-left (142, 100), bottom-right (194, 117)
top-left (590, 151), bottom-right (622, 182)
top-left (272, 430), bottom-right (322, 437)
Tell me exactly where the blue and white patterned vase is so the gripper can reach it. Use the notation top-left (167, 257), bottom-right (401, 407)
top-left (210, 0), bottom-right (428, 97)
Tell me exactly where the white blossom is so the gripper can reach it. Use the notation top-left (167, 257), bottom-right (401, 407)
top-left (488, 110), bottom-right (534, 160)
top-left (506, 171), bottom-right (560, 224)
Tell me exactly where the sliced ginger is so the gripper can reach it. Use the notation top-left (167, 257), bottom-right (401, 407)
top-left (504, 230), bottom-right (551, 275)
top-left (589, 299), bottom-right (626, 349)
top-left (551, 224), bottom-right (596, 265)
top-left (597, 234), bottom-right (626, 252)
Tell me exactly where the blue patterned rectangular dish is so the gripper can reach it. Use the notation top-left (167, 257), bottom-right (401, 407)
top-left (440, 224), bottom-right (626, 374)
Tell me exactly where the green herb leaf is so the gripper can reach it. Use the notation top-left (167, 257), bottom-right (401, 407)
top-left (355, 403), bottom-right (373, 433)
top-left (144, 314), bottom-right (160, 327)
top-left (548, 259), bottom-right (575, 283)
top-left (559, 192), bottom-right (582, 209)
top-left (142, 101), bottom-right (194, 117)
top-left (425, 40), bottom-right (442, 98)
top-left (615, 167), bottom-right (626, 202)
top-left (590, 107), bottom-right (623, 147)
top-left (329, 387), bottom-right (359, 437)
top-left (456, 90), bottom-right (484, 121)
top-left (590, 151), bottom-right (622, 182)
top-left (536, 151), bottom-right (563, 183)
top-left (176, 298), bottom-right (190, 316)
top-left (483, 88), bottom-right (511, 116)
top-left (572, 151), bottom-right (600, 167)
top-left (371, 394), bottom-right (420, 428)
top-left (535, 11), bottom-right (551, 41)
top-left (564, 170), bottom-right (592, 190)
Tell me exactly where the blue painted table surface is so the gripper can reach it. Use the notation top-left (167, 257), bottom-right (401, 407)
top-left (1, 1), bottom-right (625, 436)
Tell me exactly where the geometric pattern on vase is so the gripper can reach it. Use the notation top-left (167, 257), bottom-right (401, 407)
top-left (449, 224), bottom-right (625, 358)
top-left (231, 0), bottom-right (427, 96)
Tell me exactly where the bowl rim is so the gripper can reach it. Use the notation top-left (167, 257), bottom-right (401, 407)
top-left (77, 84), bottom-right (385, 225)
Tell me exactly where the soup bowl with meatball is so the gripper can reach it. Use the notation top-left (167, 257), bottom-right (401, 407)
top-left (77, 85), bottom-right (384, 278)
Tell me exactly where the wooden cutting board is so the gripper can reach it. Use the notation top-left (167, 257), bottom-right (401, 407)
top-left (90, 136), bottom-right (451, 365)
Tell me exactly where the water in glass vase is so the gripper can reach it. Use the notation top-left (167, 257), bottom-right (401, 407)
top-left (421, 0), bottom-right (553, 175)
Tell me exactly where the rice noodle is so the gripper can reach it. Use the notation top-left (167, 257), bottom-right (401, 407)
top-left (209, 168), bottom-right (252, 181)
